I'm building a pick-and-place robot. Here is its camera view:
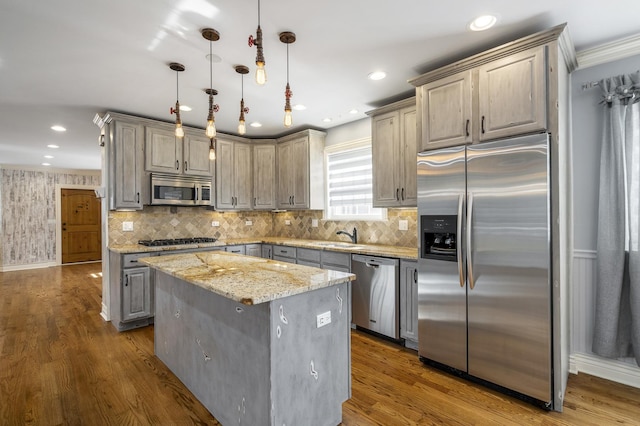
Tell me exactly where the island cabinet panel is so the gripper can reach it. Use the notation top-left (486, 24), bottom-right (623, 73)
top-left (154, 272), bottom-right (350, 426)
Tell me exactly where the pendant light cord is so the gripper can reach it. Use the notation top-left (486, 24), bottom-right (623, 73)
top-left (176, 71), bottom-right (179, 101)
top-left (209, 40), bottom-right (213, 89)
top-left (286, 43), bottom-right (290, 83)
top-left (257, 0), bottom-right (261, 26)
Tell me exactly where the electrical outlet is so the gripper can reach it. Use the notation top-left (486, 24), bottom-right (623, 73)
top-left (285, 220), bottom-right (291, 225)
top-left (122, 221), bottom-right (134, 232)
top-left (316, 311), bottom-right (331, 328)
top-left (245, 220), bottom-right (253, 226)
top-left (311, 219), bottom-right (319, 227)
top-left (399, 219), bottom-right (408, 231)
top-left (211, 221), bottom-right (220, 227)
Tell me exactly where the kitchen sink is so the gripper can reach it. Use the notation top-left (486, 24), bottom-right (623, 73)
top-left (314, 242), bottom-right (364, 249)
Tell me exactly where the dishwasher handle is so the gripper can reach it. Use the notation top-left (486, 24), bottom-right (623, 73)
top-left (352, 254), bottom-right (399, 267)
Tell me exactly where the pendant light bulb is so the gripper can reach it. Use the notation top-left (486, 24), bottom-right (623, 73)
top-left (205, 118), bottom-right (216, 138)
top-left (284, 109), bottom-right (293, 128)
top-left (238, 119), bottom-right (246, 135)
top-left (255, 61), bottom-right (266, 85)
top-left (175, 121), bottom-right (185, 138)
top-left (202, 28), bottom-right (220, 139)
top-left (280, 32), bottom-right (296, 129)
top-left (250, 0), bottom-right (266, 85)
top-left (169, 62), bottom-right (186, 139)
top-left (236, 65), bottom-right (250, 136)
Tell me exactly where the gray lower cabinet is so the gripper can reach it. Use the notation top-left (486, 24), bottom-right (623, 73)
top-left (400, 259), bottom-right (418, 348)
top-left (109, 251), bottom-right (156, 331)
top-left (245, 243), bottom-right (262, 257)
top-left (225, 245), bottom-right (246, 255)
top-left (297, 248), bottom-right (321, 268)
top-left (321, 250), bottom-right (351, 273)
top-left (272, 245), bottom-right (297, 264)
top-left (261, 244), bottom-right (273, 259)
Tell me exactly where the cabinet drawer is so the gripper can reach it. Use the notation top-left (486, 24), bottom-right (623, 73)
top-left (297, 259), bottom-right (321, 268)
top-left (297, 248), bottom-right (321, 263)
top-left (123, 252), bottom-right (156, 267)
top-left (273, 246), bottom-right (296, 258)
top-left (273, 255), bottom-right (296, 264)
top-left (226, 245), bottom-right (246, 255)
top-left (321, 251), bottom-right (350, 269)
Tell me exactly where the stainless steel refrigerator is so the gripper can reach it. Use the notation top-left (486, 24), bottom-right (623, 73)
top-left (417, 133), bottom-right (553, 407)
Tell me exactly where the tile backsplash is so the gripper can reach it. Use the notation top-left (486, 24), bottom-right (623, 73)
top-left (108, 206), bottom-right (417, 248)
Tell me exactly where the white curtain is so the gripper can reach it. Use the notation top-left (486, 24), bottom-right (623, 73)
top-left (593, 71), bottom-right (640, 366)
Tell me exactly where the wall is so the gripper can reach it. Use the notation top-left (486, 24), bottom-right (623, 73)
top-left (0, 167), bottom-right (101, 269)
top-left (324, 118), bottom-right (370, 147)
top-left (570, 54), bottom-right (640, 382)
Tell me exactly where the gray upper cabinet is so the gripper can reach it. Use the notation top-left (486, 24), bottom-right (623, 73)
top-left (216, 138), bottom-right (252, 210)
top-left (253, 143), bottom-right (277, 210)
top-left (276, 130), bottom-right (326, 210)
top-left (420, 71), bottom-right (473, 149)
top-left (369, 98), bottom-right (417, 208)
top-left (145, 125), bottom-right (213, 176)
top-left (478, 46), bottom-right (547, 141)
top-left (414, 45), bottom-right (547, 151)
top-left (110, 120), bottom-right (144, 210)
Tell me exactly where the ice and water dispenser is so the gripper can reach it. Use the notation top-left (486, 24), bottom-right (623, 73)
top-left (420, 215), bottom-right (458, 262)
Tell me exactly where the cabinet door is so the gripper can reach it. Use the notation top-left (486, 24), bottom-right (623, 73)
top-left (145, 126), bottom-right (181, 173)
top-left (122, 267), bottom-right (152, 322)
top-left (113, 121), bottom-right (143, 210)
top-left (420, 70), bottom-right (472, 150)
top-left (372, 111), bottom-right (401, 207)
top-left (400, 260), bottom-right (418, 342)
top-left (253, 144), bottom-right (276, 209)
top-left (215, 139), bottom-right (235, 209)
top-left (400, 106), bottom-right (417, 206)
top-left (291, 137), bottom-right (309, 209)
top-left (246, 244), bottom-right (262, 257)
top-left (183, 134), bottom-right (213, 176)
top-left (261, 244), bottom-right (273, 259)
top-left (234, 142), bottom-right (253, 210)
top-left (478, 46), bottom-right (546, 141)
top-left (276, 140), bottom-right (293, 208)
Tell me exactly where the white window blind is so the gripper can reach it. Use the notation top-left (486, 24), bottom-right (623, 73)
top-left (325, 142), bottom-right (386, 220)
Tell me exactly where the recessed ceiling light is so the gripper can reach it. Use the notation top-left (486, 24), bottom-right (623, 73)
top-left (51, 125), bottom-right (66, 132)
top-left (42, 163), bottom-right (51, 166)
top-left (293, 104), bottom-right (306, 111)
top-left (250, 122), bottom-right (262, 128)
top-left (44, 155), bottom-right (54, 159)
top-left (368, 71), bottom-right (386, 81)
top-left (179, 105), bottom-right (192, 112)
top-left (205, 53), bottom-right (223, 63)
top-left (349, 109), bottom-right (359, 114)
top-left (47, 144), bottom-right (59, 149)
top-left (323, 118), bottom-right (332, 123)
top-left (469, 15), bottom-right (497, 31)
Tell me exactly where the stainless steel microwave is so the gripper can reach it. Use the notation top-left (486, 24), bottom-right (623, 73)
top-left (150, 174), bottom-right (212, 206)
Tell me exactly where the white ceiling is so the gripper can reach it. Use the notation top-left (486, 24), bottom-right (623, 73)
top-left (1, 0), bottom-right (639, 170)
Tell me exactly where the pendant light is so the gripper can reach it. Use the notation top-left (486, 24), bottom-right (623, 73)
top-left (279, 32), bottom-right (296, 128)
top-left (208, 138), bottom-right (216, 161)
top-left (248, 0), bottom-right (266, 85)
top-left (168, 62), bottom-right (186, 138)
top-left (201, 28), bottom-right (220, 139)
top-left (235, 65), bottom-right (250, 135)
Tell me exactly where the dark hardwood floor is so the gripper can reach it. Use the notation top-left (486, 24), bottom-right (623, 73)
top-left (1, 263), bottom-right (639, 425)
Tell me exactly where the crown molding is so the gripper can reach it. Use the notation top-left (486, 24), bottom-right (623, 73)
top-left (577, 33), bottom-right (640, 69)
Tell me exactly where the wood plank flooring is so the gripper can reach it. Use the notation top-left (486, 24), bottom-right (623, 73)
top-left (1, 263), bottom-right (639, 425)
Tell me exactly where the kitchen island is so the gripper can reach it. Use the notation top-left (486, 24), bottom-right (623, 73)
top-left (138, 251), bottom-right (354, 426)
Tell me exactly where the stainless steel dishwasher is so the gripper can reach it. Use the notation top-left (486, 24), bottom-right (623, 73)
top-left (351, 254), bottom-right (400, 339)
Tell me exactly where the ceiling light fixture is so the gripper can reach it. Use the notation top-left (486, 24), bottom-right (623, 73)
top-left (368, 71), bottom-right (386, 81)
top-left (250, 122), bottom-right (262, 128)
top-left (293, 104), bottom-right (306, 111)
top-left (168, 62), bottom-right (186, 138)
top-left (248, 0), bottom-right (266, 85)
top-left (323, 118), bottom-right (332, 123)
top-left (47, 144), bottom-right (59, 149)
top-left (44, 155), bottom-right (54, 159)
top-left (235, 65), bottom-right (250, 135)
top-left (469, 15), bottom-right (497, 31)
top-left (202, 28), bottom-right (221, 139)
top-left (349, 109), bottom-right (359, 114)
top-left (179, 105), bottom-right (192, 112)
top-left (42, 163), bottom-right (51, 166)
top-left (280, 31), bottom-right (296, 128)
top-left (51, 125), bottom-right (66, 132)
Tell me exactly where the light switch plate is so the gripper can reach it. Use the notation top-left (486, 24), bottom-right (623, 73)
top-left (285, 220), bottom-right (291, 225)
top-left (311, 219), bottom-right (319, 227)
top-left (316, 311), bottom-right (331, 328)
top-left (399, 219), bottom-right (408, 231)
top-left (122, 221), bottom-right (134, 232)
top-left (245, 220), bottom-right (252, 226)
top-left (211, 221), bottom-right (220, 227)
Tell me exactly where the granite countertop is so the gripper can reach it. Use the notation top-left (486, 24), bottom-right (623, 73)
top-left (109, 237), bottom-right (418, 259)
top-left (138, 251), bottom-right (355, 305)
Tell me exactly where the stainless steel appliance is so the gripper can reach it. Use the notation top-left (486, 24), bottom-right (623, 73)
top-left (150, 173), bottom-right (212, 206)
top-left (351, 254), bottom-right (399, 339)
top-left (418, 133), bottom-right (553, 408)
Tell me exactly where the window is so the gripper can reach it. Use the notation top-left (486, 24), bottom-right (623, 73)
top-left (324, 140), bottom-right (386, 221)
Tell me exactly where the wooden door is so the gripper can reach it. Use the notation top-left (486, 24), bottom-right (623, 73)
top-left (61, 189), bottom-right (102, 263)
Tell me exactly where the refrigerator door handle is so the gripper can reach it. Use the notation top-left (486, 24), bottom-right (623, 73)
top-left (466, 192), bottom-right (475, 289)
top-left (457, 193), bottom-right (464, 288)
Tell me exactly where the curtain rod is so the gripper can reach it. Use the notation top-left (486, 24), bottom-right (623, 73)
top-left (582, 81), bottom-right (600, 91)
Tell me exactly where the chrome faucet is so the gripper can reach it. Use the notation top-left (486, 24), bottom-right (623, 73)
top-left (336, 227), bottom-right (358, 244)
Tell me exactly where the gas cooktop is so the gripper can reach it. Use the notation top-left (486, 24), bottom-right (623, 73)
top-left (137, 237), bottom-right (217, 247)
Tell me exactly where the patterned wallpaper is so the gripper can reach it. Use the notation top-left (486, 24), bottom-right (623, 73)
top-left (108, 207), bottom-right (417, 248)
top-left (1, 168), bottom-right (101, 267)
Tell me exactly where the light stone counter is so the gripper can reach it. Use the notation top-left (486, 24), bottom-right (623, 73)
top-left (138, 250), bottom-right (354, 305)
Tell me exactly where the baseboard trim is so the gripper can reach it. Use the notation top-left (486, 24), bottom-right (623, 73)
top-left (0, 262), bottom-right (57, 272)
top-left (100, 303), bottom-right (110, 322)
top-left (570, 353), bottom-right (640, 389)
